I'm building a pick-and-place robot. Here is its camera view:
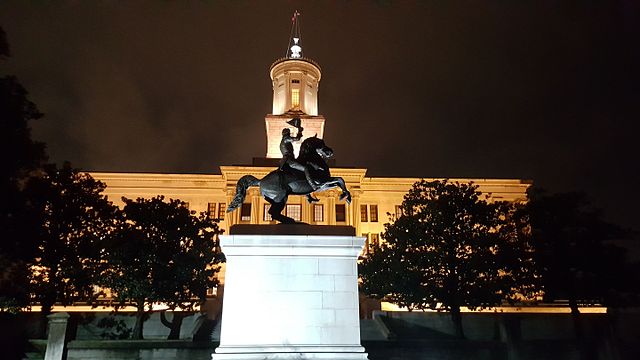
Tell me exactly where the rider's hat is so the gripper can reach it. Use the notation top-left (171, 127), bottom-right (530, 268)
top-left (287, 117), bottom-right (302, 128)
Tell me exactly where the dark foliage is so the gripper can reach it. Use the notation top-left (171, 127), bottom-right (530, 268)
top-left (360, 179), bottom-right (539, 339)
top-left (26, 163), bottom-right (118, 314)
top-left (526, 188), bottom-right (633, 359)
top-left (0, 27), bottom-right (48, 312)
top-left (101, 195), bottom-right (224, 339)
top-left (527, 188), bottom-right (629, 310)
top-left (96, 316), bottom-right (132, 340)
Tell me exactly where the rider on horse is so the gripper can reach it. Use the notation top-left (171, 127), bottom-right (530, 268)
top-left (279, 123), bottom-right (321, 191)
top-left (227, 134), bottom-right (351, 223)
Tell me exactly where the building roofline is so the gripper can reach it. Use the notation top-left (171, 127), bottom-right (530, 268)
top-left (269, 57), bottom-right (322, 73)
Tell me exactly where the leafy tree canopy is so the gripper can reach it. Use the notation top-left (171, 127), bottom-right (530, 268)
top-left (360, 179), bottom-right (538, 338)
top-left (527, 188), bottom-right (629, 310)
top-left (26, 162), bottom-right (118, 314)
top-left (0, 26), bottom-right (48, 312)
top-left (101, 195), bottom-right (224, 339)
top-left (0, 27), bottom-right (46, 187)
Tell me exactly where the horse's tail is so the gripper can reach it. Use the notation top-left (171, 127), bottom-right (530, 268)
top-left (227, 175), bottom-right (260, 213)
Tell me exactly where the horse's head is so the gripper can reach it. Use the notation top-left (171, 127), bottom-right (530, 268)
top-left (300, 135), bottom-right (333, 159)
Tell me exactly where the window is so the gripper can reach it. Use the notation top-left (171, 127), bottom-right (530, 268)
top-left (291, 88), bottom-right (300, 109)
top-left (207, 202), bottom-right (216, 219)
top-left (286, 204), bottom-right (302, 222)
top-left (291, 79), bottom-right (300, 84)
top-left (336, 204), bottom-right (346, 222)
top-left (218, 203), bottom-right (226, 220)
top-left (370, 204), bottom-right (378, 222)
top-left (263, 204), bottom-right (272, 222)
top-left (360, 205), bottom-right (368, 222)
top-left (370, 233), bottom-right (380, 249)
top-left (206, 287), bottom-right (217, 296)
top-left (395, 205), bottom-right (403, 219)
top-left (313, 204), bottom-right (324, 222)
top-left (241, 203), bottom-right (251, 222)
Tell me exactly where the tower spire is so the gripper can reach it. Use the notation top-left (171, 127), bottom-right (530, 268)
top-left (286, 10), bottom-right (303, 59)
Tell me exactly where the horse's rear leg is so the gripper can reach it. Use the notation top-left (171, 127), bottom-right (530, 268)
top-left (268, 199), bottom-right (295, 224)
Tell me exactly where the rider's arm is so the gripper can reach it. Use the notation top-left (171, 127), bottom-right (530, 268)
top-left (293, 127), bottom-right (303, 141)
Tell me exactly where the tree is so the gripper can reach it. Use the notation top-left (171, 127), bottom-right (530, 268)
top-left (526, 188), bottom-right (628, 359)
top-left (101, 196), bottom-right (224, 340)
top-left (527, 188), bottom-right (627, 311)
top-left (0, 26), bottom-right (48, 312)
top-left (26, 162), bottom-right (118, 315)
top-left (360, 179), bottom-right (539, 339)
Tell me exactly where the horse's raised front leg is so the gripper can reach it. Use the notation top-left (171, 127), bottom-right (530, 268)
top-left (319, 177), bottom-right (351, 204)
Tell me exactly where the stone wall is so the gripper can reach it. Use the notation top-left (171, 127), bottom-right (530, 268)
top-left (65, 340), bottom-right (216, 360)
top-left (10, 309), bottom-right (640, 360)
top-left (372, 310), bottom-right (640, 360)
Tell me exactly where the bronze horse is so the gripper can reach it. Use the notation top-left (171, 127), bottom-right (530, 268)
top-left (227, 136), bottom-right (351, 223)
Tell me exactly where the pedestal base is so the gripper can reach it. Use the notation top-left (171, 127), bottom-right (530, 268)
top-left (212, 225), bottom-right (368, 360)
top-left (212, 345), bottom-right (368, 360)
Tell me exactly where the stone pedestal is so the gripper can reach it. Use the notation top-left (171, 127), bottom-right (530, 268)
top-left (212, 225), bottom-right (368, 360)
top-left (44, 312), bottom-right (70, 360)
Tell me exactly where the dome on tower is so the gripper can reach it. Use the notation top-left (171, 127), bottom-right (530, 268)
top-left (263, 11), bottom-right (326, 159)
top-left (269, 11), bottom-right (321, 116)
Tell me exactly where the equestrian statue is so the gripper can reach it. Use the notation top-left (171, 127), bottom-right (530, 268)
top-left (227, 118), bottom-right (351, 224)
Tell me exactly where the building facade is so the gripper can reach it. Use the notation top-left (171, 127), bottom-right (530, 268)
top-left (76, 29), bottom-right (536, 319)
top-left (90, 36), bottom-right (530, 257)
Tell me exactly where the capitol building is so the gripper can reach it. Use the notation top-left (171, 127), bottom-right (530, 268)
top-left (89, 35), bottom-right (530, 262)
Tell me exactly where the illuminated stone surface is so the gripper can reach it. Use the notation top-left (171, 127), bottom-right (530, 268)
top-left (211, 227), bottom-right (368, 360)
top-left (270, 58), bottom-right (321, 116)
top-left (44, 312), bottom-right (70, 360)
top-left (88, 41), bottom-right (530, 241)
top-left (265, 114), bottom-right (325, 159)
top-left (84, 22), bottom-right (531, 321)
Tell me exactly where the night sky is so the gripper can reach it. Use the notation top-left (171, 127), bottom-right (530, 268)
top-left (1, 1), bottom-right (638, 230)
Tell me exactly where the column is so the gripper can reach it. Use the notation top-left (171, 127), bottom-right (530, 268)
top-left (351, 192), bottom-right (361, 236)
top-left (250, 188), bottom-right (261, 224)
top-left (327, 191), bottom-right (336, 225)
top-left (44, 312), bottom-right (70, 360)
